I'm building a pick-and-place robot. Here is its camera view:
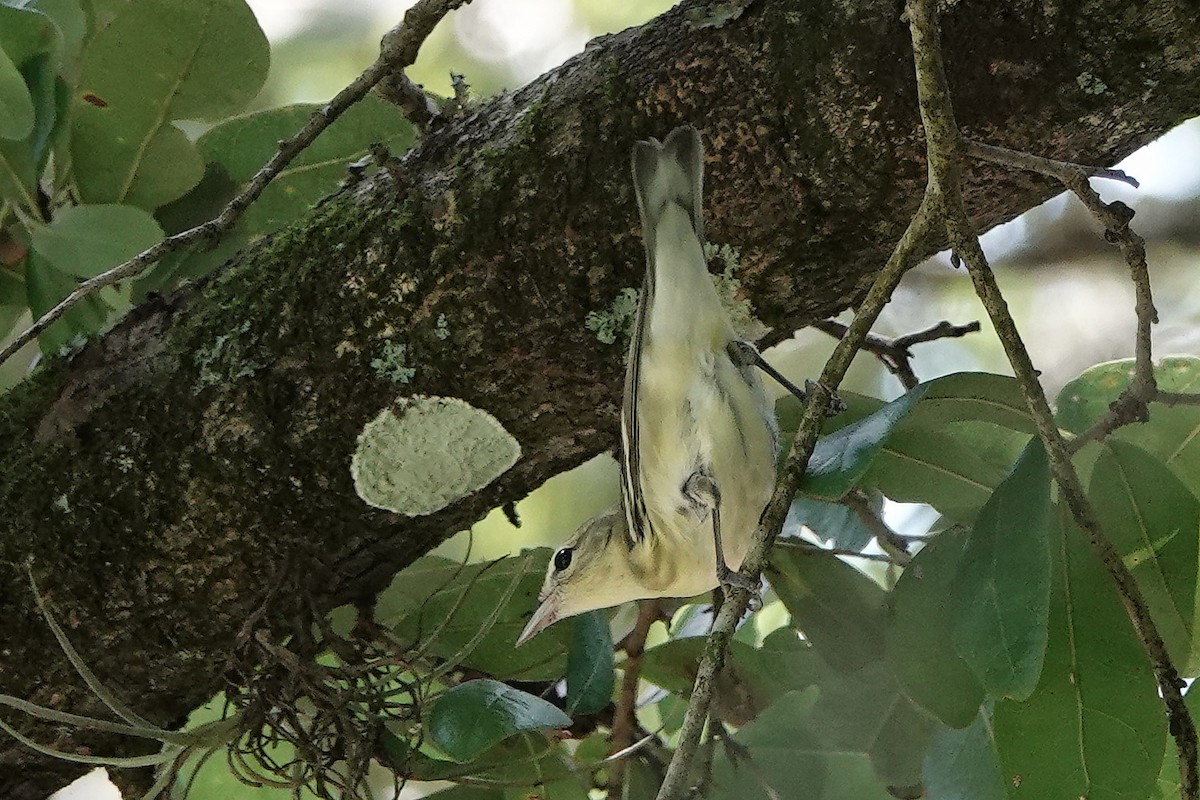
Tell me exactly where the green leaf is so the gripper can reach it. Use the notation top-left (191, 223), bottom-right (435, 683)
top-left (21, 0), bottom-right (86, 71)
top-left (641, 629), bottom-right (822, 724)
top-left (0, 3), bottom-right (58, 68)
top-left (767, 546), bottom-right (887, 673)
top-left (0, 45), bottom-right (35, 139)
top-left (807, 659), bottom-right (939, 787)
top-left (802, 385), bottom-right (924, 498)
top-left (922, 710), bottom-right (1005, 800)
top-left (992, 505), bottom-right (1166, 800)
top-left (565, 610), bottom-right (613, 715)
top-left (31, 203), bottom-right (162, 277)
top-left (1089, 439), bottom-right (1200, 673)
top-left (708, 690), bottom-right (895, 800)
top-left (801, 372), bottom-right (1032, 503)
top-left (865, 423), bottom-right (1031, 523)
top-left (197, 99), bottom-right (415, 231)
top-left (889, 528), bottom-right (985, 729)
top-left (384, 552), bottom-right (573, 681)
top-left (950, 439), bottom-right (1051, 700)
top-left (71, 0), bottom-right (269, 208)
top-left (1058, 357), bottom-right (1200, 497)
top-left (24, 249), bottom-right (107, 352)
top-left (426, 679), bottom-right (570, 763)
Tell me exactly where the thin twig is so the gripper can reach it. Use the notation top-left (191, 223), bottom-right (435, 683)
top-left (841, 489), bottom-right (912, 566)
top-left (912, 1), bottom-right (1198, 796)
top-left (607, 600), bottom-right (660, 797)
top-left (812, 318), bottom-right (980, 390)
top-left (966, 140), bottom-right (1200, 445)
top-left (966, 140), bottom-right (1140, 188)
top-left (0, 0), bottom-right (471, 368)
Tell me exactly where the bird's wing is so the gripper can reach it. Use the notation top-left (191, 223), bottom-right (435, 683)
top-left (621, 127), bottom-right (705, 548)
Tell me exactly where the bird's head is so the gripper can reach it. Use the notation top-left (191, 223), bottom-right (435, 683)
top-left (516, 510), bottom-right (638, 645)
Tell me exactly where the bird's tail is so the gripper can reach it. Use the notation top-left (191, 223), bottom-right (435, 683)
top-left (631, 126), bottom-right (704, 241)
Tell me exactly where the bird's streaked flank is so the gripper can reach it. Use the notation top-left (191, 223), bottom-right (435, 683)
top-left (518, 127), bottom-right (779, 646)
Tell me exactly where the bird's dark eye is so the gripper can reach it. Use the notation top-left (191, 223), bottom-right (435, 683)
top-left (554, 547), bottom-right (574, 571)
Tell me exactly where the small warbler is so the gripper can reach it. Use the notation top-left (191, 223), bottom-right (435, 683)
top-left (518, 127), bottom-right (783, 646)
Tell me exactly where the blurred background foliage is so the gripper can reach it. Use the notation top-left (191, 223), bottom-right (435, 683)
top-left (15, 0), bottom-right (1198, 798)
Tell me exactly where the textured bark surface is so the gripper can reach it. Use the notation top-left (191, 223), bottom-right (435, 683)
top-left (2, 0), bottom-right (1199, 794)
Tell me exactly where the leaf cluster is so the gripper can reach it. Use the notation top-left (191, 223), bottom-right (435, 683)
top-left (0, 0), bottom-right (414, 358)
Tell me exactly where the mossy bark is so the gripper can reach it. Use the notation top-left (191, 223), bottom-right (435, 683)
top-left (2, 0), bottom-right (1199, 794)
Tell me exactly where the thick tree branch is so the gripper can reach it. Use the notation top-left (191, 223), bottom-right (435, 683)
top-left (2, 1), bottom-right (1200, 796)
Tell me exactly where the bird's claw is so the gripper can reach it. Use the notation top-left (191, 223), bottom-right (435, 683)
top-left (804, 379), bottom-right (846, 417)
top-left (717, 565), bottom-right (762, 611)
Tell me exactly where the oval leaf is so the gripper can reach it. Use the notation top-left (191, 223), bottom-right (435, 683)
top-left (427, 679), bottom-right (570, 762)
top-left (32, 203), bottom-right (163, 277)
top-left (950, 439), bottom-right (1052, 699)
top-left (889, 528), bottom-right (985, 729)
top-left (71, 0), bottom-right (269, 208)
top-left (1089, 439), bottom-right (1200, 672)
top-left (767, 547), bottom-right (888, 673)
top-left (565, 611), bottom-right (614, 716)
top-left (0, 45), bottom-right (35, 140)
top-left (992, 506), bottom-right (1165, 800)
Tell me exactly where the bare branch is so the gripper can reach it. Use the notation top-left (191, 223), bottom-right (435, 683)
top-left (812, 318), bottom-right (980, 390)
top-left (966, 140), bottom-right (1140, 188)
top-left (842, 489), bottom-right (913, 566)
top-left (912, 1), bottom-right (1198, 795)
top-left (608, 600), bottom-right (661, 798)
top-left (0, 0), bottom-right (471, 368)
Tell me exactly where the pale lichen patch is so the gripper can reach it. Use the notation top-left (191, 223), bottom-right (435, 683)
top-left (351, 396), bottom-right (521, 516)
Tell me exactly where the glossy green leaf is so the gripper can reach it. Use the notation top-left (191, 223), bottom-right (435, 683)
top-left (565, 610), bottom-right (613, 715)
top-left (197, 99), bottom-right (415, 231)
top-left (1089, 439), bottom-right (1200, 673)
top-left (32, 203), bottom-right (163, 277)
top-left (708, 690), bottom-right (895, 800)
top-left (71, 0), bottom-right (268, 208)
top-left (0, 45), bottom-right (35, 139)
top-left (802, 386), bottom-right (923, 498)
top-left (808, 659), bottom-right (940, 787)
top-left (801, 372), bottom-right (1032, 502)
top-left (767, 546), bottom-right (887, 673)
top-left (889, 529), bottom-right (985, 729)
top-left (993, 505), bottom-right (1165, 800)
top-left (950, 439), bottom-right (1051, 700)
top-left (384, 551), bottom-right (572, 681)
top-left (922, 710), bottom-right (1005, 800)
top-left (426, 679), bottom-right (570, 763)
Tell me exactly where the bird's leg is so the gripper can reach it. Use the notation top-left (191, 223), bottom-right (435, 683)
top-left (726, 340), bottom-right (845, 416)
top-left (683, 472), bottom-right (762, 606)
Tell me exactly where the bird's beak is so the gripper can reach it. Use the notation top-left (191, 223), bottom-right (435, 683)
top-left (516, 592), bottom-right (562, 647)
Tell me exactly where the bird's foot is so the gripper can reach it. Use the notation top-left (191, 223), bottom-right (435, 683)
top-left (804, 379), bottom-right (846, 417)
top-left (717, 564), bottom-right (762, 611)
